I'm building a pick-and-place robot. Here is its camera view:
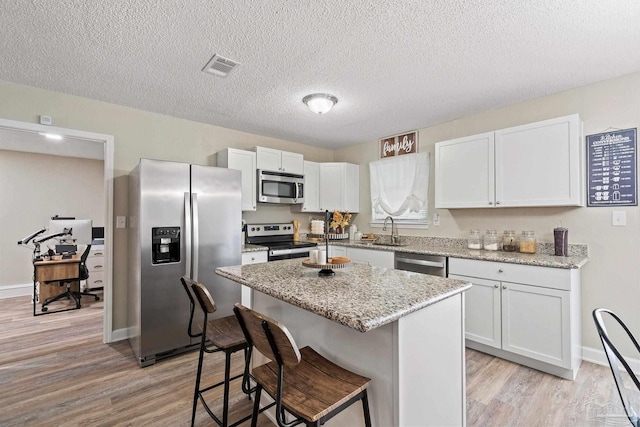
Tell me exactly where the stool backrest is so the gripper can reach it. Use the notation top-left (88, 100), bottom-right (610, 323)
top-left (234, 304), bottom-right (301, 367)
top-left (180, 276), bottom-right (203, 338)
top-left (191, 281), bottom-right (218, 315)
top-left (593, 308), bottom-right (640, 427)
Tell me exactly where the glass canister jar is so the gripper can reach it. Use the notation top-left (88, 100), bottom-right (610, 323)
top-left (502, 230), bottom-right (519, 252)
top-left (483, 229), bottom-right (499, 251)
top-left (520, 231), bottom-right (537, 254)
top-left (467, 229), bottom-right (481, 250)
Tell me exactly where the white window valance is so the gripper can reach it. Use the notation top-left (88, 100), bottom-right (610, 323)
top-left (369, 152), bottom-right (429, 220)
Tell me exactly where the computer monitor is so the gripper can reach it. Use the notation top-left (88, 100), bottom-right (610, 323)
top-left (48, 218), bottom-right (93, 245)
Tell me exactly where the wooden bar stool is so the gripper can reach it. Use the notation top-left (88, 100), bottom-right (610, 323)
top-left (233, 303), bottom-right (372, 427)
top-left (182, 277), bottom-right (253, 427)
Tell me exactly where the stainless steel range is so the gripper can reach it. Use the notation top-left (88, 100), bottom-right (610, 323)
top-left (246, 222), bottom-right (317, 261)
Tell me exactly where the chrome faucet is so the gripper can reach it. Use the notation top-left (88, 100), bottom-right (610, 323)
top-left (383, 216), bottom-right (399, 245)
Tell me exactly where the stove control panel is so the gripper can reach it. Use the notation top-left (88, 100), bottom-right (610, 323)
top-left (246, 223), bottom-right (294, 237)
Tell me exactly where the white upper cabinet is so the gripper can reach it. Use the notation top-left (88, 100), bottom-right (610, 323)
top-left (319, 162), bottom-right (359, 213)
top-left (435, 114), bottom-right (583, 208)
top-left (292, 160), bottom-right (320, 212)
top-left (435, 132), bottom-right (495, 208)
top-left (495, 115), bottom-right (582, 207)
top-left (216, 148), bottom-right (256, 211)
top-left (255, 146), bottom-right (304, 174)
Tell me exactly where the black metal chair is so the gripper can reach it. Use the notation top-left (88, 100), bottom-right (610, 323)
top-left (593, 308), bottom-right (640, 427)
top-left (181, 276), bottom-right (254, 427)
top-left (42, 244), bottom-right (94, 311)
top-left (234, 303), bottom-right (372, 427)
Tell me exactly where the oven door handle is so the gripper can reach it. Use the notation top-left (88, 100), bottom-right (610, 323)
top-left (269, 247), bottom-right (314, 257)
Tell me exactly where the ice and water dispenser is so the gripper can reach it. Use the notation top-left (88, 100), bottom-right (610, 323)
top-left (151, 227), bottom-right (181, 264)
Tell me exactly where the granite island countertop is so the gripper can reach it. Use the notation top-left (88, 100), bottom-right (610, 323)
top-left (216, 258), bottom-right (471, 333)
top-left (241, 244), bottom-right (268, 253)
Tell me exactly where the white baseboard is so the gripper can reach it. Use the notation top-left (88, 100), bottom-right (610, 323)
top-left (0, 283), bottom-right (33, 299)
top-left (111, 327), bottom-right (131, 342)
top-left (582, 345), bottom-right (640, 375)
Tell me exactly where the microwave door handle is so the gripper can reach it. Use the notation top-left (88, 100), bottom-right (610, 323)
top-left (192, 193), bottom-right (199, 282)
top-left (294, 182), bottom-right (299, 202)
top-left (184, 192), bottom-right (192, 278)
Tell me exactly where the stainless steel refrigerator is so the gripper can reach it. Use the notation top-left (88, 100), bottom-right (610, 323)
top-left (128, 158), bottom-right (241, 367)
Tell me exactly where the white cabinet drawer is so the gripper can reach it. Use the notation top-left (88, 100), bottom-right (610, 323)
top-left (449, 257), bottom-right (571, 291)
top-left (86, 257), bottom-right (105, 272)
top-left (242, 251), bottom-right (267, 265)
top-left (86, 271), bottom-right (105, 288)
top-left (89, 250), bottom-right (105, 258)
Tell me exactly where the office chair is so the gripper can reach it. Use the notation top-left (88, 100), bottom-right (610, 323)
top-left (593, 308), bottom-right (640, 427)
top-left (41, 245), bottom-right (95, 311)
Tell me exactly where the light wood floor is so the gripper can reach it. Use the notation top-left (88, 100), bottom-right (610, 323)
top-left (0, 294), bottom-right (622, 426)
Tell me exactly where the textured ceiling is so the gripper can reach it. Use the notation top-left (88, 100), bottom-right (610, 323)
top-left (1, 1), bottom-right (639, 149)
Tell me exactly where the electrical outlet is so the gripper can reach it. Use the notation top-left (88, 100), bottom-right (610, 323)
top-left (612, 211), bottom-right (626, 226)
top-left (116, 216), bottom-right (127, 229)
top-left (432, 212), bottom-right (440, 226)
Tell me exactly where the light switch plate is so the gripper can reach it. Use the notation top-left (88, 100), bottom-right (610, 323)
top-left (432, 212), bottom-right (440, 226)
top-left (612, 211), bottom-right (626, 226)
top-left (116, 216), bottom-right (127, 229)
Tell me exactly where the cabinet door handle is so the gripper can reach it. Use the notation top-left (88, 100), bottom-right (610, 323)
top-left (488, 201), bottom-right (493, 205)
top-left (496, 201), bottom-right (501, 205)
top-left (494, 284), bottom-right (499, 288)
top-left (503, 285), bottom-right (507, 290)
top-left (498, 269), bottom-right (504, 273)
top-left (94, 265), bottom-right (103, 269)
top-left (94, 252), bottom-right (103, 256)
top-left (94, 280), bottom-right (103, 284)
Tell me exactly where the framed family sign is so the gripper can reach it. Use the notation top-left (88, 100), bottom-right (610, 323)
top-left (380, 131), bottom-right (418, 158)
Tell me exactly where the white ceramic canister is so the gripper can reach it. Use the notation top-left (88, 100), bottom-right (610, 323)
top-left (349, 224), bottom-right (358, 240)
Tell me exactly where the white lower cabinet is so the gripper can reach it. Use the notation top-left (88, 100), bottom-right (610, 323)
top-left (327, 245), bottom-right (394, 268)
top-left (241, 251), bottom-right (268, 307)
top-left (449, 257), bottom-right (581, 380)
top-left (347, 247), bottom-right (394, 268)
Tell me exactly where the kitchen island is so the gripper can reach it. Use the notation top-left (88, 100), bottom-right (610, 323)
top-left (216, 259), bottom-right (472, 426)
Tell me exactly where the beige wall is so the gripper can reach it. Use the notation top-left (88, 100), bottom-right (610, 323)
top-left (1, 72), bottom-right (638, 353)
top-left (335, 71), bottom-right (640, 353)
top-left (1, 150), bottom-right (104, 285)
top-left (0, 80), bottom-right (333, 330)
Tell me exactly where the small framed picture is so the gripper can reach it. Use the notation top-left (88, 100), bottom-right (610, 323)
top-left (380, 131), bottom-right (418, 158)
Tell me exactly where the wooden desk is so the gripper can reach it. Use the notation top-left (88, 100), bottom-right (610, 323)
top-left (33, 254), bottom-right (81, 316)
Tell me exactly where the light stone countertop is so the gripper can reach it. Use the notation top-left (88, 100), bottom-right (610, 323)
top-left (216, 259), bottom-right (471, 333)
top-left (241, 244), bottom-right (268, 253)
top-left (327, 238), bottom-right (589, 269)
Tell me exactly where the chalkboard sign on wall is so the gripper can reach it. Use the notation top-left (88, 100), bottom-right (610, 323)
top-left (586, 128), bottom-right (637, 207)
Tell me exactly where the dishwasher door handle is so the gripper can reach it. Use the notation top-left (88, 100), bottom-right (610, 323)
top-left (395, 257), bottom-right (445, 268)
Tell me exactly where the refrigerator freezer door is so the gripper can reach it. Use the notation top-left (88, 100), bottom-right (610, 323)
top-left (139, 159), bottom-right (192, 359)
top-left (191, 165), bottom-right (242, 321)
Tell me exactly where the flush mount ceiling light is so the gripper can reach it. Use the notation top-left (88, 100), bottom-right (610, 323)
top-left (302, 93), bottom-right (338, 114)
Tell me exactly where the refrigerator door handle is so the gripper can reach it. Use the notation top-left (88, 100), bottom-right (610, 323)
top-left (192, 192), bottom-right (199, 282)
top-left (184, 192), bottom-right (192, 278)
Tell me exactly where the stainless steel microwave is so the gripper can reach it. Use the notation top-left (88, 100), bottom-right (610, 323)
top-left (257, 170), bottom-right (304, 204)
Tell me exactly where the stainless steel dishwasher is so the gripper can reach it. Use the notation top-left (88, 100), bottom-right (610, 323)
top-left (394, 252), bottom-right (447, 277)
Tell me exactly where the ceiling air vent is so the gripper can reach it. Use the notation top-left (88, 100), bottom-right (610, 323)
top-left (202, 54), bottom-right (240, 77)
